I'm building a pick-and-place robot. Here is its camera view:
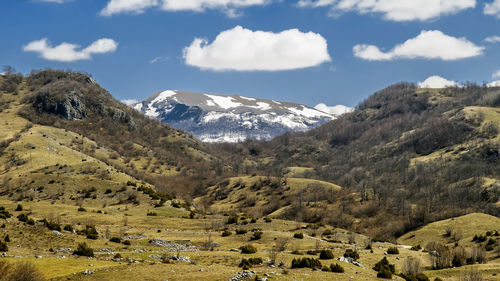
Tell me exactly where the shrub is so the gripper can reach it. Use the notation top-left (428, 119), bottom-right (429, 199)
top-left (387, 247), bottom-right (399, 254)
top-left (110, 237), bottom-right (121, 243)
top-left (410, 245), bottom-right (422, 251)
top-left (250, 218), bottom-right (257, 223)
top-left (113, 253), bottom-right (122, 259)
top-left (236, 229), bottom-right (248, 235)
top-left (222, 230), bottom-right (232, 237)
top-left (77, 207), bottom-right (87, 212)
top-left (250, 231), bottom-right (263, 241)
top-left (17, 213), bottom-right (28, 222)
top-left (147, 212), bottom-right (157, 216)
top-left (0, 207), bottom-right (12, 219)
top-left (239, 257), bottom-right (263, 268)
top-left (64, 224), bottom-right (73, 232)
top-left (293, 233), bottom-right (304, 239)
top-left (240, 245), bottom-right (257, 254)
top-left (4, 235), bottom-right (9, 242)
top-left (73, 243), bottom-right (93, 257)
top-left (319, 249), bottom-right (334, 260)
top-left (401, 273), bottom-right (430, 281)
top-left (291, 257), bottom-right (322, 269)
top-left (123, 240), bottom-right (131, 246)
top-left (0, 241), bottom-right (8, 252)
top-left (344, 249), bottom-right (360, 260)
top-left (330, 263), bottom-right (344, 273)
top-left (105, 189), bottom-right (112, 194)
top-left (472, 234), bottom-right (487, 243)
top-left (44, 220), bottom-right (61, 231)
top-left (377, 268), bottom-right (393, 279)
top-left (78, 225), bottom-right (98, 240)
top-left (15, 204), bottom-right (23, 211)
top-left (373, 257), bottom-right (395, 275)
top-left (0, 261), bottom-right (44, 281)
top-left (321, 266), bottom-right (331, 272)
top-left (226, 216), bottom-right (238, 225)
top-left (264, 217), bottom-right (272, 223)
top-left (27, 218), bottom-right (35, 225)
top-left (322, 229), bottom-right (333, 236)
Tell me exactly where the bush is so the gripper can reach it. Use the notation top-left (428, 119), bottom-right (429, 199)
top-left (322, 229), bottom-right (333, 236)
top-left (113, 253), bottom-right (122, 259)
top-left (123, 240), bottom-right (131, 246)
top-left (77, 207), bottom-right (87, 212)
top-left (240, 245), bottom-right (257, 254)
top-left (250, 231), bottom-right (263, 241)
top-left (236, 229), bottom-right (248, 235)
top-left (319, 249), bottom-right (334, 260)
top-left (239, 257), bottom-right (263, 268)
top-left (15, 204), bottom-right (23, 211)
top-left (293, 233), bottom-right (304, 239)
top-left (105, 189), bottom-right (112, 194)
top-left (401, 273), bottom-right (430, 281)
top-left (222, 230), bottom-right (232, 237)
top-left (264, 217), bottom-right (272, 223)
top-left (291, 257), bottom-right (322, 269)
top-left (147, 212), bottom-right (157, 216)
top-left (17, 213), bottom-right (28, 222)
top-left (330, 263), bottom-right (344, 273)
top-left (410, 245), bottom-right (422, 251)
top-left (0, 261), bottom-right (44, 281)
top-left (321, 266), bottom-right (331, 272)
top-left (344, 249), bottom-right (360, 260)
top-left (226, 216), bottom-right (238, 225)
top-left (64, 224), bottom-right (73, 232)
top-left (4, 235), bottom-right (9, 242)
top-left (0, 241), bottom-right (8, 252)
top-left (377, 268), bottom-right (393, 279)
top-left (44, 220), bottom-right (61, 231)
top-left (387, 247), bottom-right (399, 254)
top-left (110, 237), bottom-right (121, 243)
top-left (77, 225), bottom-right (98, 240)
top-left (373, 257), bottom-right (395, 276)
top-left (73, 242), bottom-right (93, 257)
top-left (27, 218), bottom-right (35, 225)
top-left (0, 207), bottom-right (12, 219)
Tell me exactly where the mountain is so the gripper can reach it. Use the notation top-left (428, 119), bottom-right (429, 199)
top-left (132, 90), bottom-right (349, 143)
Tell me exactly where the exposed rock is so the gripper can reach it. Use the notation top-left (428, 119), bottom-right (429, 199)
top-left (51, 230), bottom-right (65, 236)
top-left (228, 271), bottom-right (255, 281)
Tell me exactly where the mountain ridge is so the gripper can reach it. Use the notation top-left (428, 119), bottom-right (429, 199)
top-left (131, 90), bottom-right (352, 143)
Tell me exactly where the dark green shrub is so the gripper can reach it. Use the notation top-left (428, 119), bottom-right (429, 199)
top-left (240, 245), bottom-right (257, 254)
top-left (0, 207), bottom-right (12, 219)
top-left (105, 189), bottom-right (112, 194)
top-left (291, 257), bottom-right (322, 269)
top-left (77, 207), bottom-right (86, 212)
top-left (250, 218), bottom-right (257, 223)
top-left (44, 220), bottom-right (61, 231)
top-left (0, 241), bottom-right (7, 252)
top-left (264, 217), bottom-right (272, 223)
top-left (110, 237), bottom-right (121, 243)
top-left (4, 235), bottom-right (9, 242)
top-left (410, 245), bottom-right (421, 251)
top-left (73, 243), bottom-right (93, 257)
top-left (113, 253), bottom-right (122, 259)
top-left (373, 257), bottom-right (395, 274)
top-left (321, 266), bottom-right (331, 272)
top-left (27, 218), bottom-right (35, 225)
top-left (344, 249), bottom-right (360, 260)
top-left (487, 238), bottom-right (496, 245)
top-left (64, 224), bottom-right (73, 232)
top-left (236, 229), bottom-right (248, 235)
top-left (387, 247), bottom-right (399, 254)
top-left (15, 204), bottom-right (23, 211)
top-left (222, 230), bottom-right (232, 237)
top-left (227, 216), bottom-right (238, 225)
top-left (401, 273), bottom-right (430, 281)
top-left (319, 250), bottom-right (334, 260)
top-left (147, 212), bottom-right (157, 216)
top-left (293, 233), bottom-right (304, 239)
top-left (322, 229), bottom-right (333, 236)
top-left (250, 231), bottom-right (263, 241)
top-left (123, 240), bottom-right (131, 246)
top-left (377, 268), bottom-right (392, 279)
top-left (17, 214), bottom-right (28, 222)
top-left (330, 263), bottom-right (344, 273)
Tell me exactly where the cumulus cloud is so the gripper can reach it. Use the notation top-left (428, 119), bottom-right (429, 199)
top-left (418, 76), bottom-right (458, 88)
top-left (353, 30), bottom-right (483, 61)
top-left (122, 99), bottom-right (139, 105)
top-left (493, 70), bottom-right (500, 79)
top-left (100, 0), bottom-right (269, 16)
top-left (314, 103), bottom-right (353, 116)
top-left (23, 38), bottom-right (118, 62)
top-left (485, 0), bottom-right (500, 17)
top-left (488, 81), bottom-right (500, 87)
top-left (183, 26), bottom-right (331, 71)
top-left (485, 36), bottom-right (500, 43)
top-left (297, 0), bottom-right (475, 22)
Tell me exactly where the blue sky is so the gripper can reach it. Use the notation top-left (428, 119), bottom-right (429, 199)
top-left (1, 0), bottom-right (500, 109)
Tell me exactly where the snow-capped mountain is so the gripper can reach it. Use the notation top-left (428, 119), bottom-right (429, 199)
top-left (132, 90), bottom-right (349, 143)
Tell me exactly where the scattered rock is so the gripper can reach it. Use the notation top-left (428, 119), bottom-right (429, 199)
top-left (122, 235), bottom-right (148, 240)
top-left (82, 269), bottom-right (94, 275)
top-left (51, 230), bottom-right (65, 236)
top-left (35, 256), bottom-right (42, 259)
top-left (149, 239), bottom-right (199, 252)
top-left (228, 271), bottom-right (255, 281)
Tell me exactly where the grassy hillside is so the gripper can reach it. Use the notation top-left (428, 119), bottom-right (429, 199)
top-left (217, 83), bottom-right (500, 240)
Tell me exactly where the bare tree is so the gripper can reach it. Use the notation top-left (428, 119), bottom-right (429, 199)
top-left (459, 270), bottom-right (483, 281)
top-left (403, 257), bottom-right (422, 275)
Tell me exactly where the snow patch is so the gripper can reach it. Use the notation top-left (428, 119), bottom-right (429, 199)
top-left (240, 96), bottom-right (256, 101)
top-left (314, 104), bottom-right (354, 116)
top-left (204, 94), bottom-right (242, 109)
top-left (288, 106), bottom-right (332, 118)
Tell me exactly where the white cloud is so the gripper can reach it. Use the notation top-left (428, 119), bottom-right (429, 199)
top-left (485, 0), bottom-right (500, 17)
top-left (23, 38), bottom-right (118, 62)
top-left (297, 0), bottom-right (475, 22)
top-left (37, 0), bottom-right (70, 3)
top-left (122, 99), bottom-right (139, 105)
top-left (353, 30), bottom-right (483, 61)
top-left (485, 36), bottom-right (500, 43)
top-left (418, 76), bottom-right (458, 88)
top-left (487, 81), bottom-right (500, 87)
top-left (493, 70), bottom-right (500, 79)
top-left (314, 103), bottom-right (353, 116)
top-left (149, 56), bottom-right (169, 64)
top-left (183, 26), bottom-right (331, 71)
top-left (100, 0), bottom-right (268, 16)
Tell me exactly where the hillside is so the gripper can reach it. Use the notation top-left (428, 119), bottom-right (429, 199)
top-left (210, 83), bottom-right (500, 240)
top-left (132, 90), bottom-right (339, 143)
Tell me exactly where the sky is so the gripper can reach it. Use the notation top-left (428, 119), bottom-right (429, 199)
top-left (1, 0), bottom-right (500, 109)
